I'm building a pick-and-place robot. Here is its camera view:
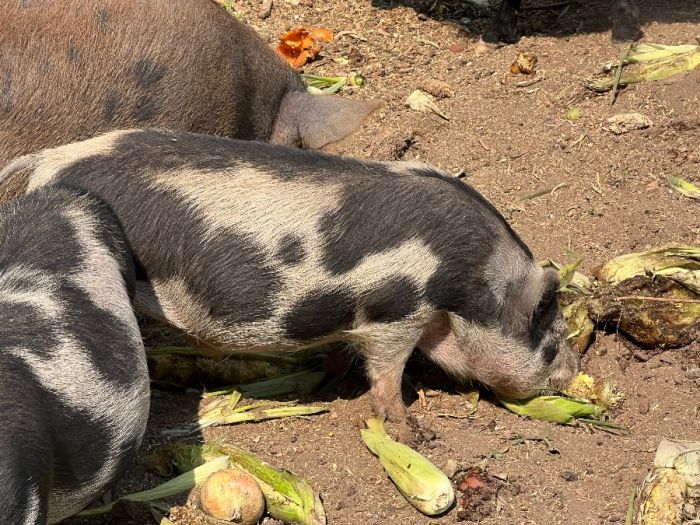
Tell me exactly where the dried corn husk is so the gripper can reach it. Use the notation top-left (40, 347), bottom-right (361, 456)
top-left (162, 391), bottom-right (327, 437)
top-left (597, 245), bottom-right (700, 294)
top-left (637, 440), bottom-right (700, 525)
top-left (585, 43), bottom-right (700, 92)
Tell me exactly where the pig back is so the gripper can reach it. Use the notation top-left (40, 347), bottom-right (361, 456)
top-left (0, 0), bottom-right (301, 165)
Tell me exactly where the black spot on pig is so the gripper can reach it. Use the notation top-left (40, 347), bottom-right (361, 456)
top-left (542, 343), bottom-right (557, 364)
top-left (66, 47), bottom-right (81, 64)
top-left (103, 91), bottom-right (122, 123)
top-left (95, 8), bottom-right (111, 30)
top-left (316, 169), bottom-right (529, 325)
top-left (132, 95), bottom-right (159, 122)
top-left (54, 156), bottom-right (282, 325)
top-left (133, 58), bottom-right (168, 89)
top-left (0, 302), bottom-right (60, 352)
top-left (363, 277), bottom-right (420, 323)
top-left (277, 234), bottom-right (306, 266)
top-left (284, 288), bottom-right (355, 340)
top-left (0, 70), bottom-right (14, 114)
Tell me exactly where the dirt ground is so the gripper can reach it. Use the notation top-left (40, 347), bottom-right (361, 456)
top-left (66, 1), bottom-right (699, 524)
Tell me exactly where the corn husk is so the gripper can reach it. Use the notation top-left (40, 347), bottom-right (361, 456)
top-left (174, 443), bottom-right (326, 525)
top-left (540, 258), bottom-right (592, 295)
top-left (585, 43), bottom-right (700, 92)
top-left (637, 440), bottom-right (700, 525)
top-left (497, 394), bottom-right (605, 425)
top-left (597, 245), bottom-right (700, 294)
top-left (668, 176), bottom-right (700, 200)
top-left (561, 297), bottom-right (596, 353)
top-left (361, 418), bottom-right (454, 515)
top-left (162, 391), bottom-right (328, 437)
top-left (77, 456), bottom-right (230, 517)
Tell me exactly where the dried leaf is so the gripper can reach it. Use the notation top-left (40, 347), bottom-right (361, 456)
top-left (510, 53), bottom-right (538, 75)
top-left (405, 90), bottom-right (449, 120)
top-left (605, 112), bottom-right (652, 134)
top-left (277, 27), bottom-right (333, 68)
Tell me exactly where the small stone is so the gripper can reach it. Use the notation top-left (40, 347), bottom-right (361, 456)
top-left (608, 515), bottom-right (621, 522)
top-left (560, 471), bottom-right (579, 482)
top-left (444, 459), bottom-right (460, 478)
top-left (448, 44), bottom-right (466, 53)
top-left (686, 367), bottom-right (700, 380)
top-left (417, 12), bottom-right (428, 20)
top-left (421, 79), bottom-right (454, 99)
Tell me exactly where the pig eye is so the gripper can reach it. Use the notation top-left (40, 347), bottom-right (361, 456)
top-left (542, 343), bottom-right (557, 364)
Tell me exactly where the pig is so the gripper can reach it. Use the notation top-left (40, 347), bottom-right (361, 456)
top-left (0, 129), bottom-right (579, 427)
top-left (480, 0), bottom-right (641, 48)
top-left (0, 0), bottom-right (379, 166)
top-left (0, 185), bottom-right (149, 524)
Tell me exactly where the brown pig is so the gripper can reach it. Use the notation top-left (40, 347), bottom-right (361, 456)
top-left (0, 0), bottom-right (379, 165)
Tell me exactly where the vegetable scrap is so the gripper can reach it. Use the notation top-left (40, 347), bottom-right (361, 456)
top-left (277, 27), bottom-right (333, 68)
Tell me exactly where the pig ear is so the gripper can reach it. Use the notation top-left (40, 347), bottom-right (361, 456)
top-left (529, 268), bottom-right (560, 331)
top-left (274, 92), bottom-right (381, 149)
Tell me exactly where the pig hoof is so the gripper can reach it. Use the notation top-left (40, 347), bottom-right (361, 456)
top-left (475, 39), bottom-right (497, 55)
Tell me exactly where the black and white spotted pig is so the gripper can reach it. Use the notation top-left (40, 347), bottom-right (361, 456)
top-left (0, 0), bottom-right (379, 169)
top-left (481, 0), bottom-right (641, 47)
top-left (0, 186), bottom-right (149, 524)
top-left (0, 129), bottom-right (579, 425)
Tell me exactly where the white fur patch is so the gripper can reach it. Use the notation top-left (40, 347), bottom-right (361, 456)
top-left (23, 130), bottom-right (131, 192)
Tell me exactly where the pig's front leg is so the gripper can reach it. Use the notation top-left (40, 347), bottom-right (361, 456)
top-left (356, 322), bottom-right (423, 424)
top-left (611, 0), bottom-right (641, 42)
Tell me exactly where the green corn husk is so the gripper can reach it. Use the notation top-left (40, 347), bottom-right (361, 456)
top-left (597, 245), bottom-right (700, 294)
top-left (496, 395), bottom-right (605, 425)
top-left (585, 43), bottom-right (700, 92)
top-left (361, 418), bottom-right (454, 516)
top-left (77, 456), bottom-right (230, 517)
top-left (668, 176), bottom-right (700, 200)
top-left (174, 443), bottom-right (326, 525)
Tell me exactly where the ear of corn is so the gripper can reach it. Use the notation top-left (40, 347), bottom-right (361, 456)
top-left (564, 372), bottom-right (623, 410)
top-left (360, 418), bottom-right (454, 516)
top-left (77, 456), bottom-right (230, 517)
top-left (496, 395), bottom-right (605, 425)
top-left (188, 443), bottom-right (327, 525)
